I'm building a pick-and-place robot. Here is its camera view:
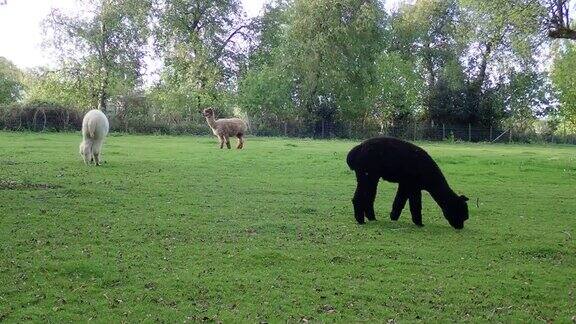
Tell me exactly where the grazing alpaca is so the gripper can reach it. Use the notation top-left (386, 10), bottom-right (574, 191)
top-left (79, 109), bottom-right (109, 166)
top-left (201, 108), bottom-right (247, 149)
top-left (346, 137), bottom-right (469, 229)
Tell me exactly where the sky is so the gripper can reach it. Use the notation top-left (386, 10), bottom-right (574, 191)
top-left (0, 0), bottom-right (404, 70)
top-left (0, 0), bottom-right (269, 69)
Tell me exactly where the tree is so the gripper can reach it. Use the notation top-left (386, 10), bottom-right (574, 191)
top-left (389, 0), bottom-right (550, 127)
top-left (150, 0), bottom-right (251, 118)
top-left (44, 0), bottom-right (151, 112)
top-left (463, 0), bottom-right (575, 41)
top-left (238, 64), bottom-right (296, 125)
top-left (499, 71), bottom-right (554, 131)
top-left (391, 0), bottom-right (461, 90)
top-left (392, 0), bottom-right (484, 125)
top-left (544, 0), bottom-right (576, 40)
top-left (237, 1), bottom-right (298, 128)
top-left (0, 57), bottom-right (23, 105)
top-left (23, 68), bottom-right (94, 110)
top-left (290, 0), bottom-right (386, 124)
top-left (239, 0), bottom-right (387, 136)
top-left (552, 42), bottom-right (576, 127)
top-left (459, 0), bottom-right (546, 125)
top-left (367, 52), bottom-right (423, 132)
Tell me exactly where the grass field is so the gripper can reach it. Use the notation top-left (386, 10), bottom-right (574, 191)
top-left (0, 131), bottom-right (575, 322)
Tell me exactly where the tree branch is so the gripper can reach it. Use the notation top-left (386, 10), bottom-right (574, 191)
top-left (548, 27), bottom-right (576, 39)
top-left (213, 24), bottom-right (251, 61)
top-left (548, 0), bottom-right (576, 40)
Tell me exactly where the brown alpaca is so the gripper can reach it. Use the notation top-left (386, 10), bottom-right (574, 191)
top-left (201, 108), bottom-right (248, 149)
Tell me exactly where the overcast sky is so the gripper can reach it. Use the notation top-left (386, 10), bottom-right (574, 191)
top-left (0, 0), bottom-right (268, 69)
top-left (0, 0), bottom-right (402, 70)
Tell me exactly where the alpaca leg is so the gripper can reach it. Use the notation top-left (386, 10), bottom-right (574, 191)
top-left (390, 183), bottom-right (409, 221)
top-left (236, 134), bottom-right (244, 149)
top-left (408, 190), bottom-right (423, 226)
top-left (218, 135), bottom-right (224, 149)
top-left (92, 141), bottom-right (102, 166)
top-left (81, 140), bottom-right (94, 165)
top-left (364, 176), bottom-right (379, 221)
top-left (352, 171), bottom-right (379, 224)
top-left (224, 135), bottom-right (231, 149)
top-left (352, 184), bottom-right (366, 224)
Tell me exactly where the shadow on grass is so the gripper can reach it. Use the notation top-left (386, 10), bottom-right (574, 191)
top-left (358, 218), bottom-right (481, 235)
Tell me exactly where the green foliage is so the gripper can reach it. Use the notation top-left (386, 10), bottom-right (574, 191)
top-left (288, 0), bottom-right (386, 120)
top-left (28, 0), bottom-right (569, 133)
top-left (462, 0), bottom-right (571, 41)
top-left (150, 0), bottom-right (248, 116)
top-left (43, 0), bottom-right (151, 111)
top-left (23, 69), bottom-right (94, 110)
top-left (0, 57), bottom-right (24, 105)
top-left (387, 0), bottom-right (553, 127)
top-left (552, 42), bottom-right (576, 128)
top-left (238, 2), bottom-right (296, 125)
top-left (238, 64), bottom-right (295, 121)
top-left (367, 52), bottom-right (423, 129)
top-left (0, 132), bottom-right (575, 321)
top-left (238, 0), bottom-right (387, 134)
top-left (0, 101), bottom-right (83, 131)
top-left (500, 71), bottom-right (554, 132)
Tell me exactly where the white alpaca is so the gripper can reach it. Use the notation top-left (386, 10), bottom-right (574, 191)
top-left (79, 109), bottom-right (109, 165)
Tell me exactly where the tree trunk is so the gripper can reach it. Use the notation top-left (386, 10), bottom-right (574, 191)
top-left (549, 27), bottom-right (576, 40)
top-left (473, 42), bottom-right (492, 92)
top-left (97, 3), bottom-right (109, 112)
top-left (548, 0), bottom-right (576, 40)
top-left (97, 67), bottom-right (109, 113)
top-left (424, 44), bottom-right (436, 88)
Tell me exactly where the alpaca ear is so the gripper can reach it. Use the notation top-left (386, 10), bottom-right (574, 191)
top-left (460, 195), bottom-right (469, 202)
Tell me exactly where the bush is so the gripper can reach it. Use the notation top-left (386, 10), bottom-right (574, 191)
top-left (109, 118), bottom-right (210, 135)
top-left (0, 101), bottom-right (82, 131)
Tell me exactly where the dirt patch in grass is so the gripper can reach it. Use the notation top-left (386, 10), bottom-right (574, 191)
top-left (0, 179), bottom-right (61, 190)
top-left (0, 160), bottom-right (19, 165)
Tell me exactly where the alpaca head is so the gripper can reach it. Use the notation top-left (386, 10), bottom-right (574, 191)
top-left (201, 108), bottom-right (215, 118)
top-left (443, 195), bottom-right (469, 229)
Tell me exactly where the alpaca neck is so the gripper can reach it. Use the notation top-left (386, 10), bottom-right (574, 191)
top-left (205, 116), bottom-right (217, 130)
top-left (428, 180), bottom-right (458, 211)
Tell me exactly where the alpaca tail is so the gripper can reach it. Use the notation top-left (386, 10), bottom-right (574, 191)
top-left (87, 121), bottom-right (96, 138)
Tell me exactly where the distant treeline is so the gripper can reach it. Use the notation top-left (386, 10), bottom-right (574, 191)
top-left (0, 0), bottom-right (575, 138)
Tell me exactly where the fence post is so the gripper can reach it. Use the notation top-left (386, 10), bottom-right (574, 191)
top-left (468, 123), bottom-right (471, 142)
top-left (284, 122), bottom-right (288, 137)
top-left (509, 128), bottom-right (512, 143)
top-left (442, 123), bottom-right (445, 140)
top-left (489, 126), bottom-right (493, 141)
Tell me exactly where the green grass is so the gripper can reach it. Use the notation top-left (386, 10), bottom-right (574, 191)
top-left (0, 131), bottom-right (575, 322)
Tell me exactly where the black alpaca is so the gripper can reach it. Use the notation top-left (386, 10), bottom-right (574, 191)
top-left (346, 137), bottom-right (469, 229)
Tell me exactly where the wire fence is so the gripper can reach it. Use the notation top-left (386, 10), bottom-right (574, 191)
top-left (248, 119), bottom-right (576, 145)
top-left (2, 105), bottom-right (575, 144)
